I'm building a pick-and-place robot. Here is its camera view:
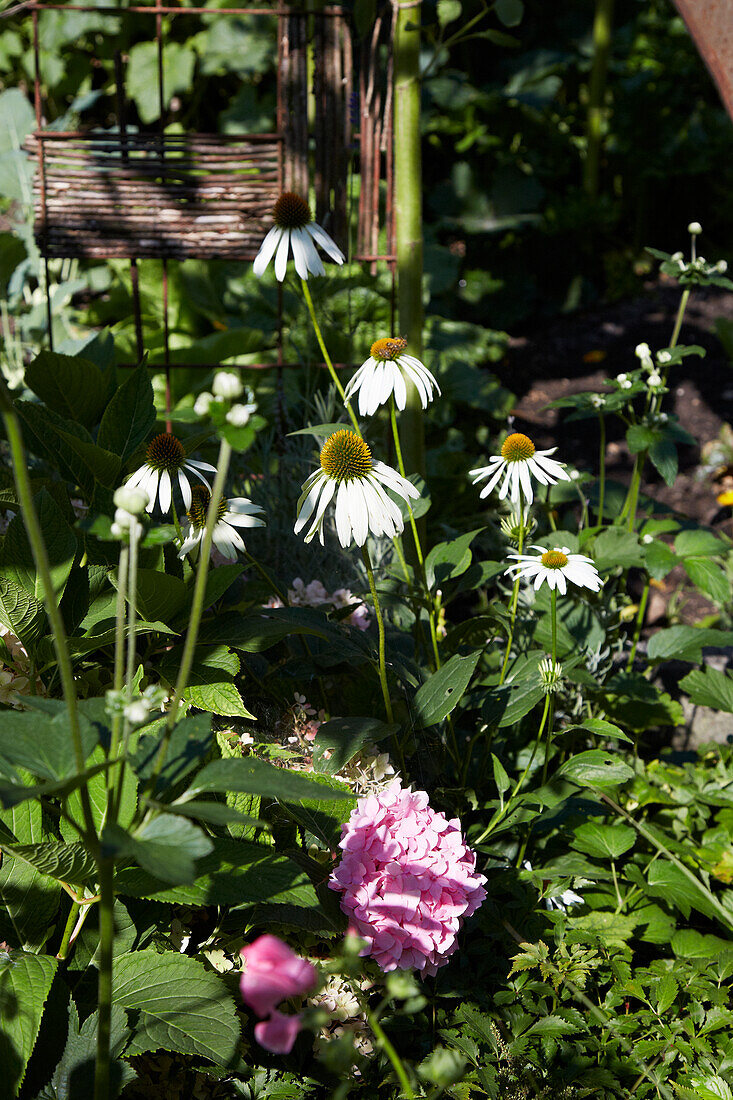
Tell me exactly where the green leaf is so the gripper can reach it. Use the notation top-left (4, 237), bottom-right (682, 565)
top-left (0, 800), bottom-right (60, 950)
top-left (127, 42), bottom-right (196, 124)
top-left (648, 435), bottom-right (678, 486)
top-left (525, 1014), bottom-right (576, 1038)
top-left (684, 557), bottom-right (730, 604)
top-left (674, 528), bottom-right (727, 557)
top-left (647, 862), bottom-right (721, 922)
top-left (413, 651), bottom-right (481, 727)
top-left (564, 717), bottom-right (633, 743)
top-left (495, 0), bottom-right (523, 26)
top-left (312, 717), bottom-right (397, 774)
top-left (647, 626), bottom-right (733, 663)
top-left (181, 646), bottom-right (254, 719)
top-left (655, 972), bottom-right (678, 1014)
top-left (186, 564), bottom-right (244, 615)
top-left (679, 666), bottom-right (733, 712)
top-left (183, 756), bottom-right (352, 803)
top-left (112, 949), bottom-right (239, 1066)
top-left (131, 712), bottom-right (213, 795)
top-left (592, 527), bottom-right (644, 572)
top-left (282, 775), bottom-right (354, 848)
top-left (0, 490), bottom-right (76, 602)
top-left (677, 1076), bottom-right (733, 1100)
top-left (491, 754), bottom-right (510, 796)
top-left (571, 822), bottom-right (635, 860)
top-left (151, 799), bottom-right (263, 830)
top-left (437, 0), bottom-right (461, 25)
top-left (198, 606), bottom-right (337, 651)
top-left (0, 951), bottom-right (58, 1094)
top-left (46, 1000), bottom-right (133, 1100)
top-left (25, 350), bottom-right (107, 428)
top-left (0, 758), bottom-right (113, 810)
top-left (103, 817), bottom-right (213, 885)
top-left (642, 538), bottom-right (677, 580)
top-left (0, 841), bottom-right (96, 884)
top-left (112, 568), bottom-right (187, 625)
top-left (116, 837), bottom-right (320, 909)
top-left (558, 750), bottom-right (634, 789)
top-left (17, 401), bottom-right (120, 493)
top-left (98, 362), bottom-right (156, 463)
top-left (495, 651), bottom-right (547, 727)
top-left (0, 577), bottom-right (45, 650)
top-left (0, 705), bottom-right (99, 782)
top-left (425, 528), bottom-right (483, 588)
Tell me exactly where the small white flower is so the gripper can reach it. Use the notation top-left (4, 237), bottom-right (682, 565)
top-left (688, 221), bottom-right (702, 235)
top-left (589, 394), bottom-right (605, 409)
top-left (671, 251), bottom-right (684, 262)
top-left (656, 350), bottom-right (671, 365)
top-left (125, 433), bottom-right (217, 514)
top-left (344, 337), bottom-right (441, 416)
top-left (194, 391), bottom-right (214, 417)
top-left (470, 432), bottom-right (570, 507)
top-left (124, 700), bottom-right (150, 726)
top-left (539, 657), bottom-right (563, 693)
top-left (615, 373), bottom-right (632, 390)
top-left (178, 486), bottom-right (266, 561)
top-left (226, 402), bottom-right (257, 427)
top-left (113, 485), bottom-right (149, 515)
top-left (647, 372), bottom-right (662, 388)
top-left (505, 545), bottom-right (603, 596)
top-left (634, 342), bottom-right (652, 364)
top-left (253, 191), bottom-right (344, 281)
top-left (212, 371), bottom-right (243, 400)
top-left (523, 861), bottom-right (584, 912)
top-left (717, 260), bottom-right (728, 274)
top-left (294, 429), bottom-right (419, 548)
top-left (642, 533), bottom-right (654, 544)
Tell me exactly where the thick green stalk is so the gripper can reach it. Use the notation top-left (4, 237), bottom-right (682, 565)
top-left (540, 588), bottom-right (558, 785)
top-left (56, 900), bottom-right (81, 961)
top-left (597, 412), bottom-right (606, 523)
top-left (499, 519), bottom-right (525, 685)
top-left (366, 1003), bottom-right (415, 1099)
top-left (583, 0), bottom-right (614, 198)
top-left (301, 278), bottom-right (361, 435)
top-left (394, 0), bottom-right (424, 479)
top-left (112, 519), bottom-right (142, 822)
top-left (0, 385), bottom-right (96, 841)
top-left (362, 545), bottom-right (394, 726)
top-left (94, 857), bottom-right (115, 1100)
top-left (145, 439), bottom-right (232, 797)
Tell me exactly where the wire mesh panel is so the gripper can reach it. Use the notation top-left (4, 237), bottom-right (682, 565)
top-left (29, 130), bottom-right (282, 260)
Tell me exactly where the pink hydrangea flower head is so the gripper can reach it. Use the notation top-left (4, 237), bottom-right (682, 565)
top-left (240, 934), bottom-right (317, 1017)
top-left (329, 779), bottom-right (486, 975)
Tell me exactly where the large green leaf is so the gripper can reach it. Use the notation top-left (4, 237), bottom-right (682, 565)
top-left (44, 1001), bottom-right (133, 1100)
top-left (116, 837), bottom-right (319, 908)
top-left (312, 716), bottom-right (397, 774)
top-left (282, 775), bottom-right (355, 848)
top-left (103, 817), bottom-right (213, 886)
top-left (112, 949), bottom-right (239, 1066)
top-left (571, 822), bottom-right (635, 860)
top-left (111, 568), bottom-right (188, 625)
top-left (684, 557), bottom-right (730, 605)
top-left (679, 666), bottom-right (733, 713)
top-left (25, 350), bottom-right (107, 428)
top-left (17, 402), bottom-right (120, 493)
top-left (0, 490), bottom-right (77, 602)
top-left (98, 362), bottom-right (156, 463)
top-left (413, 651), bottom-right (481, 727)
top-left (163, 645), bottom-right (254, 719)
top-left (0, 951), bottom-right (58, 1097)
top-left (127, 41), bottom-right (196, 124)
top-left (131, 712), bottom-right (213, 796)
top-left (646, 862), bottom-right (721, 922)
top-left (0, 800), bottom-right (60, 950)
top-left (647, 626), bottom-right (733, 663)
top-left (0, 842), bottom-right (96, 885)
top-left (592, 527), bottom-right (644, 572)
top-left (558, 751), bottom-right (634, 790)
top-left (0, 577), bottom-right (45, 651)
top-left (425, 528), bottom-right (483, 588)
top-left (183, 756), bottom-right (352, 803)
top-left (0, 705), bottom-right (99, 782)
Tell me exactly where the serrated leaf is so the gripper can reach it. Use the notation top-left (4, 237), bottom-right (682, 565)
top-left (312, 717), bottom-right (397, 774)
top-left (112, 949), bottom-right (238, 1066)
top-left (647, 625), bottom-right (733, 663)
top-left (679, 666), bottom-right (733, 712)
top-left (0, 706), bottom-right (99, 782)
top-left (571, 822), bottom-right (635, 860)
top-left (413, 651), bottom-right (481, 726)
top-left (0, 577), bottom-right (45, 650)
top-left (0, 841), bottom-right (96, 884)
top-left (525, 1014), bottom-right (577, 1037)
top-left (25, 350), bottom-right (107, 428)
top-left (183, 756), bottom-right (351, 803)
top-left (103, 817), bottom-right (213, 885)
top-left (0, 800), bottom-right (61, 950)
top-left (98, 361), bottom-right (155, 462)
top-left (0, 490), bottom-right (76, 602)
top-left (0, 951), bottom-right (58, 1094)
top-left (655, 972), bottom-right (678, 1014)
top-left (647, 862), bottom-right (721, 922)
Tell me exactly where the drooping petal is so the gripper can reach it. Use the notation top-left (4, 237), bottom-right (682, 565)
top-left (347, 478), bottom-right (370, 546)
top-left (334, 480), bottom-right (353, 547)
top-left (294, 471), bottom-right (329, 535)
top-left (290, 228), bottom-right (310, 280)
top-left (274, 228), bottom-right (291, 282)
top-left (178, 470), bottom-right (192, 509)
top-left (306, 222), bottom-right (345, 264)
top-left (253, 226), bottom-right (282, 277)
top-left (300, 229), bottom-right (325, 277)
top-left (157, 470), bottom-right (172, 515)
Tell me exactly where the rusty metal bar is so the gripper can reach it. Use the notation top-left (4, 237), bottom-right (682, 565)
top-left (118, 361), bottom-right (356, 369)
top-left (2, 3), bottom-right (345, 17)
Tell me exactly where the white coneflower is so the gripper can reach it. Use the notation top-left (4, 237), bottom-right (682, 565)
top-left (294, 429), bottom-right (419, 548)
top-left (253, 192), bottom-right (344, 281)
top-left (125, 433), bottom-right (217, 514)
top-left (343, 336), bottom-right (441, 416)
top-left (178, 485), bottom-right (265, 561)
top-left (505, 545), bottom-right (603, 595)
top-left (470, 432), bottom-right (570, 506)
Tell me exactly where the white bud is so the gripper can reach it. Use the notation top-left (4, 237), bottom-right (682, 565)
top-left (194, 391), bottom-right (214, 417)
top-left (642, 533), bottom-right (654, 545)
top-left (114, 485), bottom-right (149, 515)
top-left (110, 522), bottom-right (124, 539)
top-left (717, 260), bottom-right (728, 274)
top-left (212, 371), bottom-right (243, 400)
top-left (647, 372), bottom-right (662, 388)
top-left (616, 373), bottom-right (627, 383)
top-left (657, 350), bottom-right (671, 364)
top-left (635, 343), bottom-right (651, 360)
top-left (226, 402), bottom-right (257, 427)
top-left (688, 221), bottom-right (702, 235)
top-left (590, 394), bottom-right (605, 409)
top-left (671, 251), bottom-right (684, 262)
top-left (124, 700), bottom-right (149, 725)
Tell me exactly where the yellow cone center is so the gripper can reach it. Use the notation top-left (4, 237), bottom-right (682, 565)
top-left (541, 550), bottom-right (569, 569)
top-left (370, 336), bottom-right (408, 362)
top-left (501, 432), bottom-right (536, 463)
top-left (273, 191), bottom-right (312, 230)
top-left (187, 485), bottom-right (227, 530)
top-left (146, 432), bottom-right (186, 472)
top-left (320, 430), bottom-right (372, 482)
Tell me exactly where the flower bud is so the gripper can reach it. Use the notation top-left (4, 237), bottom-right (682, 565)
top-left (124, 700), bottom-right (150, 725)
top-left (717, 260), bottom-right (728, 274)
top-left (657, 350), bottom-right (671, 364)
top-left (212, 371), bottom-right (243, 400)
top-left (194, 391), bottom-right (214, 417)
top-left (647, 372), bottom-right (662, 388)
top-left (114, 485), bottom-right (149, 515)
top-left (688, 221), bottom-right (702, 235)
top-left (634, 342), bottom-right (651, 360)
top-left (226, 402), bottom-right (257, 427)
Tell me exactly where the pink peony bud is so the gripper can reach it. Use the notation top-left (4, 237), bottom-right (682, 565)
top-left (254, 1009), bottom-right (304, 1054)
top-left (240, 934), bottom-right (317, 1017)
top-left (329, 779), bottom-right (486, 975)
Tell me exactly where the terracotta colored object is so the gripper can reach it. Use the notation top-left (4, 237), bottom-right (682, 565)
top-left (673, 0), bottom-right (733, 119)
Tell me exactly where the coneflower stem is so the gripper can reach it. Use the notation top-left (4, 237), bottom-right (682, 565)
top-left (362, 544), bottom-right (394, 726)
top-left (112, 516), bottom-right (141, 821)
top-left (105, 541), bottom-right (128, 820)
top-left (540, 588), bottom-right (558, 786)
top-left (597, 412), bottom-right (606, 524)
top-left (499, 516), bottom-right (525, 685)
top-left (301, 278), bottom-right (361, 435)
top-left (94, 857), bottom-right (115, 1100)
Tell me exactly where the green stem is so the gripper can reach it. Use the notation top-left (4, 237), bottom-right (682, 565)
top-left (626, 579), bottom-right (649, 671)
top-left (389, 398), bottom-right (441, 670)
top-left (499, 518), bottom-right (524, 685)
top-left (583, 0), bottom-right (614, 199)
top-left (362, 544), bottom-right (394, 726)
top-left (669, 287), bottom-right (691, 353)
top-left (56, 900), bottom-right (80, 961)
top-left (365, 1005), bottom-right (415, 1100)
top-left (112, 518), bottom-right (142, 822)
top-left (394, 0), bottom-right (425, 481)
top-left (597, 412), bottom-right (606, 524)
top-left (144, 439), bottom-right (232, 799)
top-left (94, 857), bottom-right (115, 1100)
top-left (0, 384), bottom-right (96, 841)
top-left (301, 278), bottom-right (361, 435)
top-left (540, 588), bottom-right (558, 786)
